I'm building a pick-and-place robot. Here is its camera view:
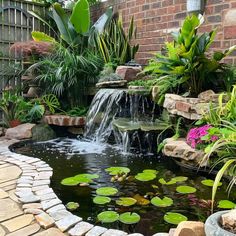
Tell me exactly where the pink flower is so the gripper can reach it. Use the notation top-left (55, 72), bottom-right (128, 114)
top-left (186, 125), bottom-right (217, 149)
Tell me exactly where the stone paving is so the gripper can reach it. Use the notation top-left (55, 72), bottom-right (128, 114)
top-left (0, 138), bottom-right (173, 236)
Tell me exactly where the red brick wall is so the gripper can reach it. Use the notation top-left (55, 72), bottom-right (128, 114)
top-left (91, 0), bottom-right (236, 65)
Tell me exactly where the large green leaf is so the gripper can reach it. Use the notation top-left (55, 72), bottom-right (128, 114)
top-left (218, 200), bottom-right (236, 209)
top-left (119, 212), bottom-right (140, 224)
top-left (159, 178), bottom-right (176, 185)
top-left (97, 211), bottom-right (119, 223)
top-left (32, 31), bottom-right (56, 43)
top-left (70, 0), bottom-right (90, 34)
top-left (164, 212), bottom-right (188, 225)
top-left (116, 197), bottom-right (137, 207)
top-left (151, 196), bottom-right (173, 207)
top-left (176, 185), bottom-right (197, 194)
top-left (93, 196), bottom-right (111, 205)
top-left (52, 3), bottom-right (76, 44)
top-left (135, 172), bottom-right (156, 182)
top-left (96, 187), bottom-right (118, 196)
top-left (66, 202), bottom-right (79, 211)
top-left (201, 179), bottom-right (222, 187)
top-left (105, 167), bottom-right (130, 176)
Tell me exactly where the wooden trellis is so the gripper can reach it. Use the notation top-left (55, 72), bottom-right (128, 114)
top-left (0, 0), bottom-right (50, 92)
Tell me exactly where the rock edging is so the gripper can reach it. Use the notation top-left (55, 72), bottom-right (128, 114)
top-left (0, 139), bottom-right (155, 236)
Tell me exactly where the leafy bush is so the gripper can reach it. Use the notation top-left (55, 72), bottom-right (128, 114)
top-left (96, 15), bottom-right (139, 67)
top-left (143, 14), bottom-right (236, 104)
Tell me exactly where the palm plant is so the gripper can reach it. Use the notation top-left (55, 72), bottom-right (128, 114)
top-left (28, 46), bottom-right (103, 107)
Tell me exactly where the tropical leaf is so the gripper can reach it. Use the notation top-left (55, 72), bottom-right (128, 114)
top-left (70, 0), bottom-right (90, 34)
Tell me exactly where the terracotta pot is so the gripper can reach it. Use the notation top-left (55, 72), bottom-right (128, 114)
top-left (9, 119), bottom-right (21, 128)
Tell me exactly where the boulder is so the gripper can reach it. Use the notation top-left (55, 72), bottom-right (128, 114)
top-left (32, 124), bottom-right (56, 142)
top-left (221, 209), bottom-right (236, 228)
top-left (44, 115), bottom-right (85, 127)
top-left (174, 221), bottom-right (205, 236)
top-left (115, 66), bottom-right (142, 82)
top-left (5, 123), bottom-right (36, 140)
top-left (96, 80), bottom-right (127, 88)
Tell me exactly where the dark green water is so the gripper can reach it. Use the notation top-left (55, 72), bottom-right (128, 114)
top-left (12, 138), bottom-right (236, 236)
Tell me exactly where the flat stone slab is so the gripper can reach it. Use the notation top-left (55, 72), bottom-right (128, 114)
top-left (34, 227), bottom-right (66, 236)
top-left (7, 223), bottom-right (40, 236)
top-left (42, 198), bottom-right (62, 210)
top-left (49, 210), bottom-right (72, 221)
top-left (86, 226), bottom-right (107, 236)
top-left (0, 166), bottom-right (22, 183)
top-left (55, 215), bottom-right (82, 232)
top-left (69, 221), bottom-right (93, 236)
top-left (0, 189), bottom-right (9, 199)
top-left (35, 212), bottom-right (55, 229)
top-left (0, 225), bottom-right (6, 236)
top-left (19, 194), bottom-right (40, 203)
top-left (102, 229), bottom-right (128, 236)
top-left (0, 198), bottom-right (23, 222)
top-left (1, 214), bottom-right (34, 232)
top-left (23, 203), bottom-right (42, 209)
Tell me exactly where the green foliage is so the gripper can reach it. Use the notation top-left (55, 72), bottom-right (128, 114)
top-left (116, 197), bottom-right (137, 207)
top-left (164, 212), bottom-right (188, 225)
top-left (93, 196), bottom-right (111, 205)
top-left (66, 107), bottom-right (88, 117)
top-left (61, 173), bottom-right (99, 186)
top-left (143, 14), bottom-right (236, 104)
top-left (201, 85), bottom-right (236, 126)
top-left (96, 187), bottom-right (118, 196)
top-left (119, 212), bottom-right (140, 224)
top-left (29, 46), bottom-right (103, 108)
top-left (151, 196), bottom-right (173, 207)
top-left (135, 172), bottom-right (157, 182)
top-left (217, 200), bottom-right (236, 209)
top-left (66, 202), bottom-right (79, 211)
top-left (176, 185), bottom-right (197, 194)
top-left (96, 15), bottom-right (139, 66)
top-left (97, 211), bottom-right (119, 223)
top-left (105, 166), bottom-right (130, 176)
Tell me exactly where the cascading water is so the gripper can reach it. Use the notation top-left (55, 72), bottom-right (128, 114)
top-left (84, 89), bottom-right (125, 142)
top-left (84, 88), bottom-right (163, 153)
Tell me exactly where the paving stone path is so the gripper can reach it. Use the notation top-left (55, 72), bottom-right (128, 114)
top-left (0, 138), bottom-right (152, 236)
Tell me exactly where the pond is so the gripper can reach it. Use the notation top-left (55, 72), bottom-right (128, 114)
top-left (12, 138), bottom-right (236, 236)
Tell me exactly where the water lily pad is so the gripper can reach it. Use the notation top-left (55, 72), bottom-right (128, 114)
top-left (164, 212), bottom-right (188, 225)
top-left (201, 179), bottom-right (222, 187)
top-left (61, 177), bottom-right (79, 186)
top-left (66, 202), bottom-right (79, 211)
top-left (93, 196), bottom-right (111, 205)
top-left (96, 187), bottom-right (118, 196)
top-left (218, 200), bottom-right (236, 209)
top-left (159, 178), bottom-right (176, 185)
top-left (61, 173), bottom-right (99, 186)
top-left (133, 194), bottom-right (150, 205)
top-left (176, 185), bottom-right (197, 194)
top-left (119, 212), bottom-right (140, 224)
top-left (116, 197), bottom-right (137, 207)
top-left (143, 169), bottom-right (159, 175)
top-left (105, 167), bottom-right (130, 175)
top-left (97, 211), bottom-right (119, 223)
top-left (172, 176), bottom-right (188, 182)
top-left (135, 172), bottom-right (156, 181)
top-left (151, 196), bottom-right (173, 207)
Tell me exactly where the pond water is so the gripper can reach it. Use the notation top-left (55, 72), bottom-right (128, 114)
top-left (12, 138), bottom-right (236, 236)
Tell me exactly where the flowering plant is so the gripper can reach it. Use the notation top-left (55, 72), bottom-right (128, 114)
top-left (186, 125), bottom-right (218, 149)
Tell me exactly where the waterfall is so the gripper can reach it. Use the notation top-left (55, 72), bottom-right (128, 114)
top-left (84, 89), bottom-right (125, 143)
top-left (84, 88), bottom-right (160, 153)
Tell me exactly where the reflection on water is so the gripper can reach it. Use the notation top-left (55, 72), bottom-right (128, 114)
top-left (13, 138), bottom-right (236, 236)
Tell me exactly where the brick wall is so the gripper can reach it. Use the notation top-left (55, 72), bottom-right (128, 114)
top-left (91, 0), bottom-right (236, 65)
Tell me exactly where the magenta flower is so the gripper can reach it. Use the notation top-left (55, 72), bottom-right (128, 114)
top-left (186, 125), bottom-right (217, 149)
